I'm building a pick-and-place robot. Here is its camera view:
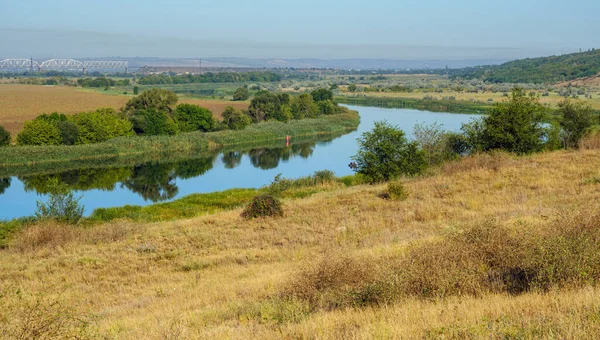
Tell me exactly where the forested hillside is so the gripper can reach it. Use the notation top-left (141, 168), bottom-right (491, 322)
top-left (449, 49), bottom-right (600, 83)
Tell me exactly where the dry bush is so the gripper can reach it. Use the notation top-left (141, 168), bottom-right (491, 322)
top-left (579, 133), bottom-right (600, 150)
top-left (284, 210), bottom-right (600, 310)
top-left (384, 181), bottom-right (409, 200)
top-left (241, 195), bottom-right (284, 219)
top-left (393, 210), bottom-right (600, 299)
top-left (9, 221), bottom-right (134, 253)
top-left (0, 292), bottom-right (95, 339)
top-left (441, 151), bottom-right (511, 175)
top-left (283, 253), bottom-right (383, 310)
top-left (9, 222), bottom-right (79, 253)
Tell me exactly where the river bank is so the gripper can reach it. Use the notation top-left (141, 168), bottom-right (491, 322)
top-left (0, 110), bottom-right (360, 177)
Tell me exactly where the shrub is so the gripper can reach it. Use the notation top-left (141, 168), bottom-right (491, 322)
top-left (247, 91), bottom-right (282, 122)
top-left (310, 88), bottom-right (333, 102)
top-left (291, 94), bottom-right (318, 119)
top-left (558, 99), bottom-right (596, 148)
top-left (232, 87), bottom-right (250, 101)
top-left (56, 121), bottom-right (79, 145)
top-left (0, 125), bottom-right (10, 146)
top-left (133, 86), bottom-right (139, 95)
top-left (17, 119), bottom-right (62, 146)
top-left (350, 121), bottom-right (427, 183)
top-left (70, 108), bottom-right (133, 144)
top-left (470, 88), bottom-right (547, 154)
top-left (34, 178), bottom-right (84, 224)
top-left (130, 108), bottom-right (179, 136)
top-left (122, 88), bottom-right (178, 117)
top-left (173, 103), bottom-right (215, 132)
top-left (283, 253), bottom-right (382, 310)
top-left (241, 195), bottom-right (283, 219)
top-left (385, 181), bottom-right (409, 200)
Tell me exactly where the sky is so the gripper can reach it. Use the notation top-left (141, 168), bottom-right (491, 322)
top-left (0, 0), bottom-right (599, 60)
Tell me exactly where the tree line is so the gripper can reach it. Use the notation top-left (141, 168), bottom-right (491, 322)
top-left (0, 87), bottom-right (346, 147)
top-left (137, 71), bottom-right (282, 85)
top-left (351, 88), bottom-right (600, 183)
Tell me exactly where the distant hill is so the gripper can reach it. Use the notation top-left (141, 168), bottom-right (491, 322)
top-left (450, 49), bottom-right (600, 83)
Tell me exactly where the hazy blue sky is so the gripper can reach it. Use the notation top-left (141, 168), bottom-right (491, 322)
top-left (1, 0), bottom-right (598, 59)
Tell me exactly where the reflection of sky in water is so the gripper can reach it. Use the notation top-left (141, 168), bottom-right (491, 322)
top-left (0, 106), bottom-right (480, 220)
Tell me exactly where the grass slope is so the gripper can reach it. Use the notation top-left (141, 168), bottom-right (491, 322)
top-left (1, 149), bottom-right (600, 338)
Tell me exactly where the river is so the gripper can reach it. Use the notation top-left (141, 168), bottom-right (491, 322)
top-left (0, 105), bottom-right (480, 220)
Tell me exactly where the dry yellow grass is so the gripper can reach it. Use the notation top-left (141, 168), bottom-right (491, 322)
top-left (1, 150), bottom-right (600, 338)
top-left (0, 84), bottom-right (248, 136)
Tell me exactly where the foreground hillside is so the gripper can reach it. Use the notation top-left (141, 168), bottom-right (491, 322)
top-left (1, 149), bottom-right (600, 338)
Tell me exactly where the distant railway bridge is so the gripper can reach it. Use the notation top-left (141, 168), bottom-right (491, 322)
top-left (0, 58), bottom-right (128, 73)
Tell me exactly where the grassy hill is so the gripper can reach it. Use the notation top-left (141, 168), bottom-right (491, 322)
top-left (450, 49), bottom-right (600, 83)
top-left (1, 146), bottom-right (600, 338)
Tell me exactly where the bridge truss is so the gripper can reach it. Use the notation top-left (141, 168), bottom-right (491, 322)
top-left (0, 58), bottom-right (128, 73)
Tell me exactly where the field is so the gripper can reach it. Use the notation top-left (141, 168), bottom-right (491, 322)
top-left (1, 148), bottom-right (600, 338)
top-left (0, 84), bottom-right (249, 136)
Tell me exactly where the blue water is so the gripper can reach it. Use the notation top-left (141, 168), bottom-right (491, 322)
top-left (0, 105), bottom-right (479, 219)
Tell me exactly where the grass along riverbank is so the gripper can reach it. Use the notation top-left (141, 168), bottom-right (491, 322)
top-left (0, 110), bottom-right (359, 175)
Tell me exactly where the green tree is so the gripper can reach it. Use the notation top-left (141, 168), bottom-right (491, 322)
top-left (222, 106), bottom-right (252, 130)
top-left (232, 87), bottom-right (250, 101)
top-left (247, 90), bottom-right (281, 122)
top-left (35, 178), bottom-right (84, 224)
top-left (133, 86), bottom-right (139, 95)
top-left (558, 99), bottom-right (596, 148)
top-left (310, 88), bottom-right (333, 102)
top-left (347, 84), bottom-right (357, 92)
top-left (130, 108), bottom-right (179, 136)
top-left (122, 88), bottom-right (178, 117)
top-left (291, 94), bottom-right (318, 119)
top-left (17, 119), bottom-right (62, 146)
top-left (350, 121), bottom-right (427, 183)
top-left (413, 122), bottom-right (447, 166)
top-left (70, 108), bottom-right (133, 144)
top-left (476, 88), bottom-right (547, 154)
top-left (0, 125), bottom-right (11, 146)
top-left (173, 103), bottom-right (215, 132)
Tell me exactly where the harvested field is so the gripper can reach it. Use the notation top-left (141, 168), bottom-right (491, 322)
top-left (0, 84), bottom-right (248, 136)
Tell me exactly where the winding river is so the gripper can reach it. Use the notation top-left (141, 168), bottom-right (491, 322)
top-left (0, 105), bottom-right (480, 220)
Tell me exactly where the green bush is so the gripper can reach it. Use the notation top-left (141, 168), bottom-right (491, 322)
top-left (17, 119), bottom-right (62, 146)
top-left (310, 88), bottom-right (333, 102)
top-left (222, 106), bottom-right (252, 130)
top-left (232, 87), bottom-right (250, 101)
top-left (122, 88), bottom-right (178, 117)
top-left (386, 181), bottom-right (409, 200)
top-left (467, 88), bottom-right (547, 154)
top-left (350, 121), bottom-right (427, 183)
top-left (0, 125), bottom-right (11, 146)
top-left (133, 86), bottom-right (139, 95)
top-left (291, 94), bottom-right (318, 119)
top-left (56, 121), bottom-right (80, 145)
top-left (241, 195), bottom-right (283, 219)
top-left (131, 108), bottom-right (179, 136)
top-left (173, 103), bottom-right (215, 132)
top-left (70, 108), bottom-right (133, 144)
top-left (35, 178), bottom-right (84, 224)
top-left (558, 99), bottom-right (596, 148)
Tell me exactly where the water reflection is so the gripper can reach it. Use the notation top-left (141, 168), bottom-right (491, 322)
top-left (0, 178), bottom-right (10, 195)
top-left (14, 140), bottom-right (323, 203)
